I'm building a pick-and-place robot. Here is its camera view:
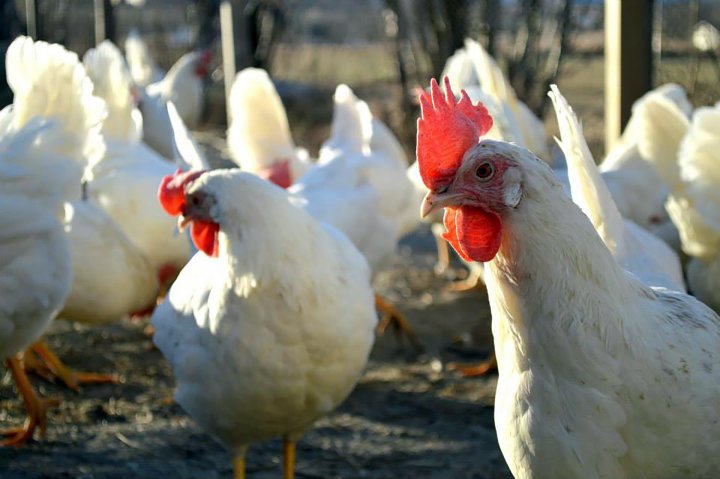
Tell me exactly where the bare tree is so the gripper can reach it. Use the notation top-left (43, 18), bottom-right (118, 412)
top-left (507, 0), bottom-right (573, 115)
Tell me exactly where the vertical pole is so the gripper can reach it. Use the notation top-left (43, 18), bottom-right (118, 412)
top-left (604, 0), bottom-right (653, 151)
top-left (94, 0), bottom-right (115, 45)
top-left (220, 0), bottom-right (236, 125)
top-left (25, 0), bottom-right (38, 39)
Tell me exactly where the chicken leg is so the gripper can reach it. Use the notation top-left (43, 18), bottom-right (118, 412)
top-left (232, 453), bottom-right (246, 479)
top-left (445, 267), bottom-right (484, 292)
top-left (374, 294), bottom-right (420, 345)
top-left (1, 356), bottom-right (59, 446)
top-left (447, 352), bottom-right (497, 377)
top-left (27, 340), bottom-right (119, 392)
top-left (432, 223), bottom-right (452, 275)
top-left (283, 436), bottom-right (295, 479)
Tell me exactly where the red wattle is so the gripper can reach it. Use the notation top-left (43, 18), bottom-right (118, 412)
top-left (191, 220), bottom-right (220, 257)
top-left (443, 206), bottom-right (502, 262)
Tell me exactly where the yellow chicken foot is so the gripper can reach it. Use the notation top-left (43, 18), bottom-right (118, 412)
top-left (232, 453), bottom-right (246, 479)
top-left (1, 356), bottom-right (59, 446)
top-left (28, 340), bottom-right (119, 392)
top-left (447, 352), bottom-right (497, 377)
top-left (283, 436), bottom-right (295, 479)
top-left (374, 294), bottom-right (420, 345)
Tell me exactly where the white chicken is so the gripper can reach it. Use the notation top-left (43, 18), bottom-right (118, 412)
top-left (144, 49), bottom-right (212, 130)
top-left (152, 169), bottom-right (377, 479)
top-left (227, 68), bottom-right (312, 187)
top-left (549, 85), bottom-right (685, 292)
top-left (0, 36), bottom-right (106, 444)
top-left (289, 85), bottom-right (420, 337)
top-left (418, 78), bottom-right (720, 479)
top-left (82, 41), bottom-right (192, 286)
top-left (592, 83), bottom-right (693, 249)
top-left (642, 100), bottom-right (720, 312)
top-left (124, 29), bottom-right (163, 87)
top-left (445, 85), bottom-right (687, 379)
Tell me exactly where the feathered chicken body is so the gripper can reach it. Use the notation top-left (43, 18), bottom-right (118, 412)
top-left (227, 68), bottom-right (312, 187)
top-left (152, 170), bottom-right (376, 473)
top-left (124, 29), bottom-right (163, 87)
top-left (0, 36), bottom-right (103, 442)
top-left (82, 42), bottom-right (191, 276)
top-left (592, 84), bottom-right (693, 244)
top-left (60, 200), bottom-right (157, 324)
top-left (658, 104), bottom-right (720, 311)
top-left (289, 85), bottom-right (418, 271)
top-left (549, 85), bottom-right (684, 292)
top-left (145, 49), bottom-right (211, 129)
top-left (418, 79), bottom-right (720, 478)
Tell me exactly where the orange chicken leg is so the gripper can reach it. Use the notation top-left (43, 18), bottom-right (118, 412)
top-left (1, 356), bottom-right (59, 446)
top-left (374, 294), bottom-right (420, 345)
top-left (27, 340), bottom-right (119, 392)
top-left (283, 436), bottom-right (295, 479)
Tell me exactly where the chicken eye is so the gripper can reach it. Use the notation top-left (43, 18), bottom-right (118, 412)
top-left (476, 162), bottom-right (494, 180)
top-left (191, 195), bottom-right (201, 206)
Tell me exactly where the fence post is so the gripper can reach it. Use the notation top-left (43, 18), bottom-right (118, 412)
top-left (94, 0), bottom-right (115, 45)
top-left (220, 0), bottom-right (236, 124)
top-left (25, 0), bottom-right (38, 39)
top-left (604, 0), bottom-right (653, 151)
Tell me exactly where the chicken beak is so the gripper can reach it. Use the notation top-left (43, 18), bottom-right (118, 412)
top-left (421, 191), bottom-right (462, 218)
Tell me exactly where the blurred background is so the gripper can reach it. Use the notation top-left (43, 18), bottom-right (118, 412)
top-left (1, 0), bottom-right (719, 159)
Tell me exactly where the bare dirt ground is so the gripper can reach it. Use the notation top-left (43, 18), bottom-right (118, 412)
top-left (0, 227), bottom-right (510, 479)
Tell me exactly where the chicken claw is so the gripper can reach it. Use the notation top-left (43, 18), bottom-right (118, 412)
top-left (1, 356), bottom-right (59, 446)
top-left (374, 294), bottom-right (420, 346)
top-left (447, 352), bottom-right (497, 377)
top-left (28, 341), bottom-right (120, 392)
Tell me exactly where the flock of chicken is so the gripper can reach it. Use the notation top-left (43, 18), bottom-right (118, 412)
top-left (1, 31), bottom-right (719, 479)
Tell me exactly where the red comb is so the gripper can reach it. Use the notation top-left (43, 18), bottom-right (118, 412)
top-left (158, 169), bottom-right (205, 216)
top-left (416, 77), bottom-right (493, 190)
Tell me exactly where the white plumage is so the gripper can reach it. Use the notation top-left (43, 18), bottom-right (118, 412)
top-left (60, 200), bottom-right (157, 324)
top-left (152, 170), bottom-right (376, 470)
top-left (145, 50), bottom-right (209, 129)
top-left (420, 134), bottom-right (720, 478)
top-left (227, 68), bottom-right (312, 182)
top-left (0, 121), bottom-right (74, 359)
top-left (124, 29), bottom-right (163, 87)
top-left (660, 105), bottom-right (720, 311)
top-left (0, 36), bottom-right (103, 442)
top-left (594, 84), bottom-right (692, 246)
top-left (443, 39), bottom-right (551, 162)
top-left (290, 84), bottom-right (418, 271)
top-left (549, 85), bottom-right (685, 292)
top-left (82, 41), bottom-right (192, 276)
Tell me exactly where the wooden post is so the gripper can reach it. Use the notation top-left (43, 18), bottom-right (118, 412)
top-left (220, 0), bottom-right (236, 124)
top-left (25, 0), bottom-right (38, 39)
top-left (94, 0), bottom-right (115, 45)
top-left (604, 0), bottom-right (653, 151)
